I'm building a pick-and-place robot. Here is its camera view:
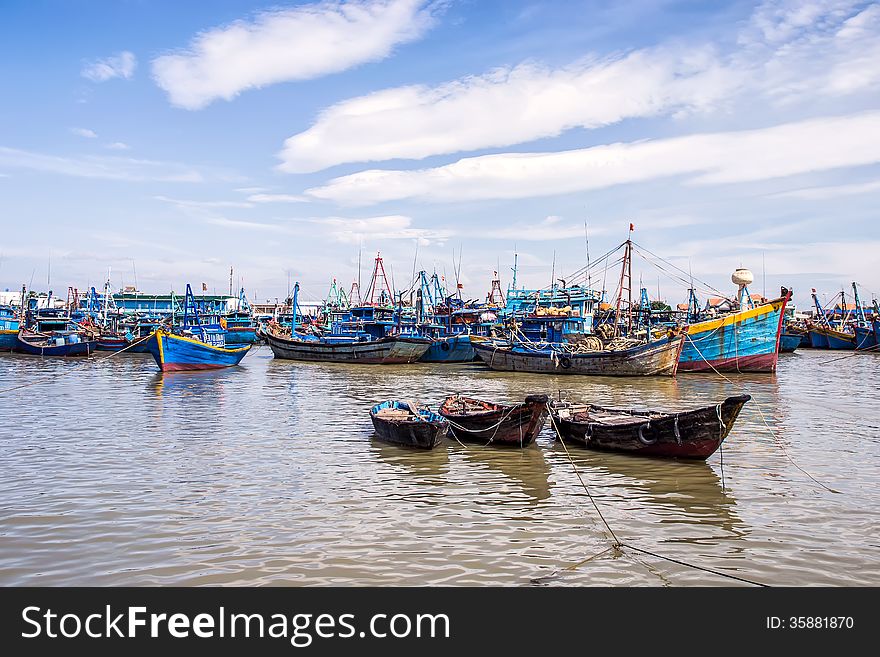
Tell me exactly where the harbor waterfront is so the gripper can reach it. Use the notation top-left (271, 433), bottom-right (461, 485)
top-left (0, 348), bottom-right (877, 586)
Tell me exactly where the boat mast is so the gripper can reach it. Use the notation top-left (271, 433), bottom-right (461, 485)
top-left (291, 282), bottom-right (300, 329)
top-left (852, 282), bottom-right (866, 323)
top-left (627, 225), bottom-right (633, 335)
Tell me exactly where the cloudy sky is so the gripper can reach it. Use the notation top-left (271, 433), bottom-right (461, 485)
top-left (1, 0), bottom-right (878, 308)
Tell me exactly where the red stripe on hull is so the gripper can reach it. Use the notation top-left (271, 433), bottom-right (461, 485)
top-left (678, 352), bottom-right (778, 373)
top-left (160, 362), bottom-right (230, 372)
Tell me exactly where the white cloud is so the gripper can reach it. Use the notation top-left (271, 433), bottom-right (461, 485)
top-left (279, 0), bottom-right (880, 172)
top-left (152, 0), bottom-right (440, 110)
top-left (154, 195), bottom-right (254, 209)
top-left (311, 214), bottom-right (452, 244)
top-left (769, 179), bottom-right (880, 200)
top-left (247, 193), bottom-right (308, 203)
top-left (71, 127), bottom-right (98, 138)
top-left (0, 146), bottom-right (205, 182)
top-left (105, 142), bottom-right (130, 150)
top-left (234, 186), bottom-right (270, 194)
top-left (81, 51), bottom-right (137, 82)
top-left (305, 111), bottom-right (880, 204)
top-left (204, 217), bottom-right (292, 232)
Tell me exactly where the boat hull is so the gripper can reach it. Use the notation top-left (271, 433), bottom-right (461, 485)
top-left (551, 395), bottom-right (751, 460)
top-left (225, 326), bottom-right (258, 345)
top-left (808, 326), bottom-right (855, 350)
top-left (679, 294), bottom-right (789, 373)
top-left (0, 329), bottom-right (18, 352)
top-left (854, 323), bottom-right (879, 350)
top-left (370, 402), bottom-right (447, 449)
top-left (439, 395), bottom-right (550, 447)
top-left (13, 334), bottom-right (96, 357)
top-left (472, 335), bottom-right (684, 377)
top-left (420, 334), bottom-right (476, 362)
top-left (779, 333), bottom-right (800, 353)
top-left (147, 331), bottom-right (251, 371)
top-left (96, 336), bottom-right (129, 351)
top-left (265, 332), bottom-right (431, 364)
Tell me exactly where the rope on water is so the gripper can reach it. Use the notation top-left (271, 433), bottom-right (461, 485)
top-left (684, 335), bottom-right (840, 494)
top-left (545, 402), bottom-right (769, 587)
top-left (0, 331), bottom-right (156, 395)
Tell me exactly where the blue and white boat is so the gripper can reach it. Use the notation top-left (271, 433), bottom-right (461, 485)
top-left (0, 304), bottom-right (20, 351)
top-left (145, 284), bottom-right (252, 371)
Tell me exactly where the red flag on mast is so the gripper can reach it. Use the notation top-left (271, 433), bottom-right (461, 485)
top-left (629, 223), bottom-right (634, 232)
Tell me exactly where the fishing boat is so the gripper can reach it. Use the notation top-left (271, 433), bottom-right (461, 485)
top-left (421, 334), bottom-right (475, 362)
top-left (678, 276), bottom-right (790, 373)
top-left (223, 287), bottom-right (259, 345)
top-left (0, 303), bottom-right (21, 352)
top-left (807, 324), bottom-right (855, 350)
top-left (854, 320), bottom-right (879, 351)
top-left (369, 401), bottom-right (447, 449)
top-left (145, 284), bottom-right (252, 371)
top-left (14, 331), bottom-right (96, 357)
top-left (438, 394), bottom-right (550, 447)
top-left (549, 395), bottom-right (751, 460)
top-left (264, 281), bottom-right (432, 364)
top-left (779, 333), bottom-right (801, 353)
top-left (266, 331), bottom-right (430, 364)
top-left (472, 333), bottom-right (684, 376)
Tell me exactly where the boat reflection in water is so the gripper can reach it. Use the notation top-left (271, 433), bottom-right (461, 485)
top-left (368, 439), bottom-right (450, 481)
top-left (548, 444), bottom-right (744, 538)
top-left (454, 439), bottom-right (553, 506)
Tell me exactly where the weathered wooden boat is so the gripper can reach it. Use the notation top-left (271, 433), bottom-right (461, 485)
top-left (472, 334), bottom-right (684, 376)
top-left (807, 324), bottom-right (855, 350)
top-left (679, 290), bottom-right (790, 373)
top-left (370, 401), bottom-right (447, 449)
top-left (438, 394), bottom-right (550, 447)
top-left (779, 333), bottom-right (801, 353)
top-left (146, 327), bottom-right (251, 371)
top-left (265, 330), bottom-right (431, 364)
top-left (854, 321), bottom-right (879, 350)
top-left (420, 334), bottom-right (476, 363)
top-left (550, 394), bottom-right (751, 460)
top-left (95, 333), bottom-right (130, 351)
top-left (14, 331), bottom-right (96, 357)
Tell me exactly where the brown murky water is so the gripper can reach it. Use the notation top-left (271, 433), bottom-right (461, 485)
top-left (0, 348), bottom-right (878, 586)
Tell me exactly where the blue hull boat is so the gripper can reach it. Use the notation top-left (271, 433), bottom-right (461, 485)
top-left (14, 333), bottom-right (96, 356)
top-left (420, 334), bottom-right (476, 362)
top-left (225, 327), bottom-right (258, 345)
top-left (779, 333), bottom-right (801, 353)
top-left (0, 330), bottom-right (18, 352)
top-left (146, 329), bottom-right (252, 371)
top-left (854, 323), bottom-right (879, 350)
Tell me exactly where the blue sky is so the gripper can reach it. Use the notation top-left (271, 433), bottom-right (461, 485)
top-left (1, 0), bottom-right (879, 309)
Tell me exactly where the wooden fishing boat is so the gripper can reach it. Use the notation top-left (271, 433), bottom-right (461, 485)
top-left (95, 334), bottom-right (130, 351)
top-left (779, 333), bottom-right (801, 353)
top-left (265, 330), bottom-right (431, 364)
top-left (807, 324), bottom-right (855, 350)
top-left (472, 334), bottom-right (684, 376)
top-left (14, 331), bottom-right (96, 357)
top-left (146, 328), bottom-right (251, 371)
top-left (420, 334), bottom-right (476, 363)
top-left (679, 291), bottom-right (790, 373)
top-left (370, 401), bottom-right (447, 449)
top-left (0, 305), bottom-right (20, 352)
top-left (438, 394), bottom-right (550, 447)
top-left (550, 394), bottom-right (751, 460)
top-left (854, 321), bottom-right (879, 350)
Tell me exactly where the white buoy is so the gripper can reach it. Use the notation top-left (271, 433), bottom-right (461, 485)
top-left (732, 268), bottom-right (754, 287)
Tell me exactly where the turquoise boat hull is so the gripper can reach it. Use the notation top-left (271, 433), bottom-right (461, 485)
top-left (421, 335), bottom-right (476, 362)
top-left (225, 327), bottom-right (258, 344)
top-left (146, 331), bottom-right (252, 371)
top-left (679, 294), bottom-right (789, 373)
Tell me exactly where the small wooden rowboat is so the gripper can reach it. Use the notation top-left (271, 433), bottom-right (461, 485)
top-left (549, 394), bottom-right (751, 460)
top-left (438, 394), bottom-right (550, 447)
top-left (370, 401), bottom-right (447, 449)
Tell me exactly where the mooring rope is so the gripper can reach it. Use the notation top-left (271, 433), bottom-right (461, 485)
top-left (545, 402), bottom-right (769, 587)
top-left (0, 331), bottom-right (157, 395)
top-left (537, 403), bottom-right (768, 586)
top-left (684, 335), bottom-right (840, 494)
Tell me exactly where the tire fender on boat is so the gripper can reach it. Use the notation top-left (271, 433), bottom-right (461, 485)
top-left (440, 341), bottom-right (451, 351)
top-left (638, 421), bottom-right (657, 445)
top-left (559, 356), bottom-right (572, 369)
